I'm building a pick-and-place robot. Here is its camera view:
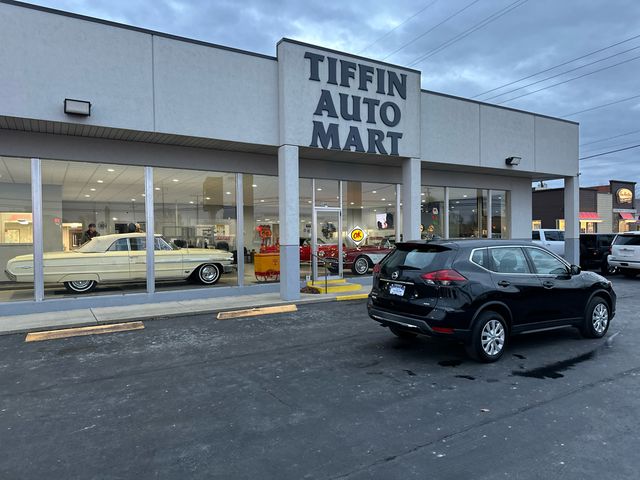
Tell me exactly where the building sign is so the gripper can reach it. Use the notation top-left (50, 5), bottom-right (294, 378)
top-left (617, 188), bottom-right (633, 205)
top-left (305, 52), bottom-right (405, 155)
top-left (348, 226), bottom-right (367, 246)
top-left (277, 40), bottom-right (421, 159)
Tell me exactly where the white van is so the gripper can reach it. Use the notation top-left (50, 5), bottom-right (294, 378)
top-left (608, 232), bottom-right (640, 278)
top-left (532, 229), bottom-right (565, 256)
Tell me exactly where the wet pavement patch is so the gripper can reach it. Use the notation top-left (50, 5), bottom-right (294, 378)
top-left (512, 350), bottom-right (596, 379)
top-left (438, 359), bottom-right (464, 367)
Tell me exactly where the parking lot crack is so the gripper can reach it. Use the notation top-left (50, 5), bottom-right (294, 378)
top-left (263, 388), bottom-right (296, 410)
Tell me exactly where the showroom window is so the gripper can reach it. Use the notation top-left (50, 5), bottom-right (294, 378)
top-left (0, 156), bottom-right (33, 302)
top-left (342, 181), bottom-right (397, 275)
top-left (41, 159), bottom-right (146, 297)
top-left (420, 186), bottom-right (445, 240)
top-left (244, 174), bottom-right (279, 284)
top-left (491, 191), bottom-right (508, 239)
top-left (300, 178), bottom-right (313, 280)
top-left (449, 188), bottom-right (488, 239)
top-left (153, 168), bottom-right (238, 291)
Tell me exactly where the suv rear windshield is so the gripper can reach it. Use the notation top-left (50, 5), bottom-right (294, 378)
top-left (382, 245), bottom-right (453, 272)
top-left (614, 234), bottom-right (640, 246)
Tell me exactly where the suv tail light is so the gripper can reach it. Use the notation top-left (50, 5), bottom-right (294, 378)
top-left (420, 269), bottom-right (466, 286)
top-left (372, 263), bottom-right (381, 278)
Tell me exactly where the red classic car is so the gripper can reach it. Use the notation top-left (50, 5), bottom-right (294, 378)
top-left (260, 238), bottom-right (340, 262)
top-left (326, 237), bottom-right (395, 275)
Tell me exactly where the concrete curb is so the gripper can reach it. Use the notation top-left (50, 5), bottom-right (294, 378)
top-left (0, 290), bottom-right (369, 336)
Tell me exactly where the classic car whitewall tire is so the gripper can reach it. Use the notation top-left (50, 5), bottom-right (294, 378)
top-left (64, 280), bottom-right (97, 294)
top-left (196, 264), bottom-right (221, 285)
top-left (352, 256), bottom-right (371, 275)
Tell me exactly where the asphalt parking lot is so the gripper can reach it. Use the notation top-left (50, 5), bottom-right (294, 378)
top-left (0, 277), bottom-right (638, 479)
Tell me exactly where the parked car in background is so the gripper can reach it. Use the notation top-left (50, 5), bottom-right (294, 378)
top-left (580, 233), bottom-right (617, 275)
top-left (326, 236), bottom-right (395, 275)
top-left (532, 229), bottom-right (565, 256)
top-left (4, 233), bottom-right (234, 293)
top-left (368, 240), bottom-right (615, 362)
top-left (260, 238), bottom-right (341, 262)
top-left (608, 231), bottom-right (640, 278)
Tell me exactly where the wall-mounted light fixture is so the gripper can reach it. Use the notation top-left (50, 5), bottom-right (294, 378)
top-left (505, 156), bottom-right (521, 166)
top-left (64, 98), bottom-right (91, 116)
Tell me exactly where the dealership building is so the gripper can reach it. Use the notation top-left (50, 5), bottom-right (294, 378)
top-left (0, 0), bottom-right (579, 317)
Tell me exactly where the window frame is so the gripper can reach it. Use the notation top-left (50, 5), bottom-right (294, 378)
top-left (522, 246), bottom-right (571, 276)
top-left (469, 245), bottom-right (539, 276)
top-left (107, 238), bottom-right (131, 252)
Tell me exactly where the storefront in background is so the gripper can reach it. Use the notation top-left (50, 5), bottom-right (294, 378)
top-left (532, 180), bottom-right (638, 234)
top-left (0, 1), bottom-right (579, 316)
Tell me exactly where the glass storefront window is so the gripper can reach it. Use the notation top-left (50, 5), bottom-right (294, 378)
top-left (300, 178), bottom-right (313, 281)
top-left (0, 157), bottom-right (33, 302)
top-left (244, 174), bottom-right (279, 284)
top-left (491, 191), bottom-right (508, 239)
top-left (41, 160), bottom-right (146, 297)
top-left (342, 181), bottom-right (397, 277)
top-left (154, 168), bottom-right (238, 290)
top-left (420, 186), bottom-right (445, 240)
top-left (449, 188), bottom-right (488, 239)
top-left (314, 179), bottom-right (340, 208)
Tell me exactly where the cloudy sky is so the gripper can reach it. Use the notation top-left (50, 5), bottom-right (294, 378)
top-left (28, 0), bottom-right (640, 190)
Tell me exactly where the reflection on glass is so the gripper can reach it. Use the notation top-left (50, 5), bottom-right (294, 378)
top-left (491, 191), bottom-right (508, 238)
top-left (244, 174), bottom-right (279, 284)
top-left (154, 168), bottom-right (238, 290)
top-left (0, 157), bottom-right (34, 302)
top-left (421, 186), bottom-right (444, 240)
top-left (300, 178), bottom-right (312, 281)
top-left (315, 179), bottom-right (340, 207)
top-left (449, 188), bottom-right (488, 238)
top-left (41, 160), bottom-right (146, 297)
top-left (341, 181), bottom-right (397, 277)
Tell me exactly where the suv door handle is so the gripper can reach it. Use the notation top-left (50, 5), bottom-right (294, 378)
top-left (497, 280), bottom-right (511, 287)
top-left (542, 281), bottom-right (554, 288)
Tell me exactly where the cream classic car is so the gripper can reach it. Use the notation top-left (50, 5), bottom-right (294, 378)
top-left (4, 233), bottom-right (235, 293)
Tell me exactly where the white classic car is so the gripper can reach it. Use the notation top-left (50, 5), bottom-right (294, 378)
top-left (4, 233), bottom-right (235, 293)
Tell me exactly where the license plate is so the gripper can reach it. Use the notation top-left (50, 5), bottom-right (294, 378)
top-left (389, 283), bottom-right (405, 296)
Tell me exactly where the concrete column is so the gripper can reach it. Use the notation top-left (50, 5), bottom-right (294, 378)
top-left (564, 175), bottom-right (580, 265)
top-left (508, 179), bottom-right (533, 241)
top-left (278, 145), bottom-right (300, 300)
top-left (401, 158), bottom-right (421, 242)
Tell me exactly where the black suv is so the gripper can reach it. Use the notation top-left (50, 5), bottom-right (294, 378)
top-left (580, 233), bottom-right (616, 275)
top-left (367, 240), bottom-right (616, 362)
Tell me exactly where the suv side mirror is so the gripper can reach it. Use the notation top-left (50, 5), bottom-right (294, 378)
top-left (570, 264), bottom-right (581, 275)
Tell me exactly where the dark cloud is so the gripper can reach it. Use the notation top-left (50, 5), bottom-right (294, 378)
top-left (28, 0), bottom-right (640, 190)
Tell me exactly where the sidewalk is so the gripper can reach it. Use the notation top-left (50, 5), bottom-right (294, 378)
top-left (0, 291), bottom-right (368, 336)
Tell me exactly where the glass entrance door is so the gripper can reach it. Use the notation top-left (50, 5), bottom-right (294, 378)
top-left (312, 207), bottom-right (342, 281)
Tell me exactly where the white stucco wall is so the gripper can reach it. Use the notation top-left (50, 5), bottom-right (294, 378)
top-left (0, 3), bottom-right (154, 132)
top-left (153, 37), bottom-right (278, 145)
top-left (421, 92), bottom-right (578, 178)
top-left (0, 2), bottom-right (577, 180)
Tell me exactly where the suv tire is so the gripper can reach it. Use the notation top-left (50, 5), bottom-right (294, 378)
top-left (466, 311), bottom-right (507, 363)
